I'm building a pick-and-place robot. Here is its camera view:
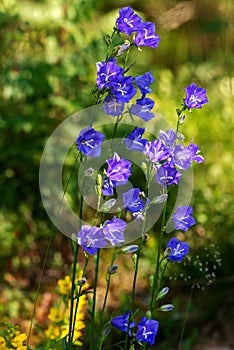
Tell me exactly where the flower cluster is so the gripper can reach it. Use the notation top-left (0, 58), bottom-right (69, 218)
top-left (95, 6), bottom-right (161, 119)
top-left (0, 324), bottom-right (27, 350)
top-left (111, 312), bottom-right (159, 346)
top-left (64, 5), bottom-right (209, 349)
top-left (44, 273), bottom-right (89, 346)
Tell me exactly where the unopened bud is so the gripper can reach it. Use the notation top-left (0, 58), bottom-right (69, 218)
top-left (115, 40), bottom-right (130, 56)
top-left (108, 264), bottom-right (118, 274)
top-left (146, 310), bottom-right (152, 319)
top-left (78, 277), bottom-right (87, 286)
top-left (158, 304), bottom-right (174, 312)
top-left (132, 254), bottom-right (137, 269)
top-left (100, 198), bottom-right (116, 212)
top-left (122, 245), bottom-right (139, 254)
top-left (105, 34), bottom-right (111, 46)
top-left (149, 275), bottom-right (154, 288)
top-left (95, 174), bottom-right (103, 197)
top-left (85, 167), bottom-right (94, 176)
top-left (143, 233), bottom-right (149, 243)
top-left (164, 247), bottom-right (172, 258)
top-left (151, 194), bottom-right (168, 205)
top-left (179, 114), bottom-right (186, 124)
top-left (156, 287), bottom-right (169, 300)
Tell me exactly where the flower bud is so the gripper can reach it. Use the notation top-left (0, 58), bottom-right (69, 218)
top-left (100, 198), bottom-right (116, 212)
top-left (78, 277), bottom-right (87, 286)
top-left (151, 194), bottom-right (168, 204)
top-left (108, 264), bottom-right (118, 274)
top-left (156, 287), bottom-right (169, 300)
top-left (179, 114), bottom-right (186, 124)
top-left (146, 310), bottom-right (152, 319)
top-left (115, 40), bottom-right (130, 56)
top-left (164, 247), bottom-right (172, 258)
top-left (95, 174), bottom-right (103, 197)
top-left (149, 275), bottom-right (154, 288)
top-left (84, 167), bottom-right (94, 176)
top-left (158, 304), bottom-right (174, 312)
top-left (122, 245), bottom-right (139, 254)
top-left (132, 254), bottom-right (137, 269)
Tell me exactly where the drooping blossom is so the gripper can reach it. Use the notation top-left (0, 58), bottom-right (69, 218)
top-left (159, 129), bottom-right (177, 147)
top-left (111, 312), bottom-right (135, 336)
top-left (123, 188), bottom-right (145, 213)
top-left (156, 163), bottom-right (182, 187)
top-left (76, 127), bottom-right (105, 157)
top-left (167, 237), bottom-right (189, 261)
top-left (116, 6), bottom-right (142, 35)
top-left (124, 127), bottom-right (147, 152)
top-left (134, 22), bottom-right (160, 48)
top-left (96, 58), bottom-right (124, 89)
top-left (111, 76), bottom-right (137, 103)
top-left (130, 96), bottom-right (155, 121)
top-left (77, 225), bottom-right (106, 253)
top-left (144, 139), bottom-right (169, 163)
top-left (103, 97), bottom-right (125, 116)
top-left (102, 153), bottom-right (132, 195)
top-left (136, 317), bottom-right (159, 346)
top-left (184, 82), bottom-right (208, 109)
top-left (134, 72), bottom-right (154, 95)
top-left (172, 205), bottom-right (196, 231)
top-left (102, 217), bottom-right (126, 246)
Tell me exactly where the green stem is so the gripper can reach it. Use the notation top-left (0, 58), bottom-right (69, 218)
top-left (68, 243), bottom-right (79, 347)
top-left (178, 283), bottom-right (195, 350)
top-left (98, 248), bottom-right (118, 350)
top-left (124, 222), bottom-right (146, 350)
top-left (90, 249), bottom-right (101, 350)
top-left (150, 191), bottom-right (168, 313)
top-left (71, 254), bottom-right (89, 344)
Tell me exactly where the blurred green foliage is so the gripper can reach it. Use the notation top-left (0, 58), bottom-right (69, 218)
top-left (0, 0), bottom-right (234, 347)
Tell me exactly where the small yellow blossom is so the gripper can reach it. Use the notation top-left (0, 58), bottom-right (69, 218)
top-left (48, 307), bottom-right (63, 323)
top-left (57, 275), bottom-right (71, 295)
top-left (16, 347), bottom-right (27, 350)
top-left (11, 334), bottom-right (27, 348)
top-left (44, 324), bottom-right (60, 340)
top-left (0, 336), bottom-right (7, 350)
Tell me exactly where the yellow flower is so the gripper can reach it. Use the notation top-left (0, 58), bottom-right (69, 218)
top-left (11, 333), bottom-right (27, 348)
top-left (57, 275), bottom-right (71, 295)
top-left (16, 347), bottom-right (27, 350)
top-left (48, 307), bottom-right (63, 323)
top-left (44, 324), bottom-right (60, 340)
top-left (0, 336), bottom-right (7, 350)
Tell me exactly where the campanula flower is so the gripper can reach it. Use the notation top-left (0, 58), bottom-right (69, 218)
top-left (167, 237), bottom-right (189, 261)
top-left (111, 76), bottom-right (137, 103)
top-left (188, 142), bottom-right (204, 163)
top-left (144, 139), bottom-right (170, 163)
top-left (96, 58), bottom-right (124, 89)
top-left (111, 312), bottom-right (135, 336)
top-left (184, 82), bottom-right (208, 109)
top-left (105, 152), bottom-right (132, 185)
top-left (116, 6), bottom-right (142, 35)
top-left (102, 217), bottom-right (126, 246)
top-left (172, 205), bottom-right (196, 231)
top-left (123, 188), bottom-right (145, 213)
top-left (172, 144), bottom-right (194, 170)
top-left (102, 153), bottom-right (132, 195)
top-left (130, 96), bottom-right (155, 121)
top-left (136, 317), bottom-right (159, 346)
top-left (156, 163), bottom-right (182, 187)
top-left (77, 225), bottom-right (106, 251)
top-left (124, 127), bottom-right (147, 152)
top-left (76, 127), bottom-right (105, 157)
top-left (134, 22), bottom-right (160, 48)
top-left (103, 97), bottom-right (125, 116)
top-left (159, 129), bottom-right (177, 147)
top-left (134, 72), bottom-right (154, 95)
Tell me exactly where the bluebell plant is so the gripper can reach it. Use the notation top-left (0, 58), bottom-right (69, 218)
top-left (66, 6), bottom-right (208, 349)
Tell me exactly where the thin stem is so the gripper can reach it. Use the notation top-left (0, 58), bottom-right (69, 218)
top-left (90, 249), bottom-right (101, 350)
top-left (178, 283), bottom-right (195, 350)
top-left (71, 254), bottom-right (89, 344)
top-left (68, 243), bottom-right (79, 347)
top-left (98, 248), bottom-right (118, 350)
top-left (150, 191), bottom-right (168, 313)
top-left (68, 180), bottom-right (84, 347)
top-left (124, 222), bottom-right (146, 350)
